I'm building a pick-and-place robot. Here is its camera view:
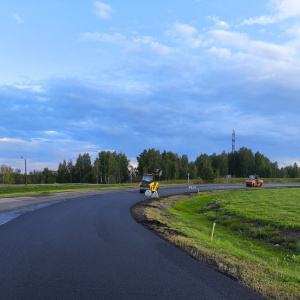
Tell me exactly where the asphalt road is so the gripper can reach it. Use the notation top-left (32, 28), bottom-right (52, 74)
top-left (0, 184), bottom-right (282, 299)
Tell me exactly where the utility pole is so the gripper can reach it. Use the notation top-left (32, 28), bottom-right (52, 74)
top-left (21, 156), bottom-right (27, 185)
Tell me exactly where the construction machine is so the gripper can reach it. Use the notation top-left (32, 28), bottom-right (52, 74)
top-left (246, 175), bottom-right (263, 187)
top-left (139, 174), bottom-right (159, 197)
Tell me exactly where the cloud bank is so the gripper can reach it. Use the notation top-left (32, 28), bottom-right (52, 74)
top-left (1, 0), bottom-right (300, 171)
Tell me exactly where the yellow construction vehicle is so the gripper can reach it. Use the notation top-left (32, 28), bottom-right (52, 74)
top-left (149, 180), bottom-right (159, 193)
top-left (139, 174), bottom-right (159, 197)
top-left (246, 175), bottom-right (263, 187)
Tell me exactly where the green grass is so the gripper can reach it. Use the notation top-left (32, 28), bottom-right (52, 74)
top-left (142, 188), bottom-right (300, 299)
top-left (160, 177), bottom-right (300, 185)
top-left (1, 177), bottom-right (299, 198)
top-left (162, 177), bottom-right (299, 186)
top-left (0, 183), bottom-right (136, 198)
top-left (175, 189), bottom-right (300, 251)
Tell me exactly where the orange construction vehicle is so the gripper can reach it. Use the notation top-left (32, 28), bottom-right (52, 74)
top-left (246, 175), bottom-right (263, 187)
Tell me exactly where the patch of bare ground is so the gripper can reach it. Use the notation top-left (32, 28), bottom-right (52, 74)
top-left (284, 231), bottom-right (300, 239)
top-left (131, 199), bottom-right (187, 238)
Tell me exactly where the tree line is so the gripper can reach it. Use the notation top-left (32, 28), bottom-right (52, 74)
top-left (137, 147), bottom-right (299, 182)
top-left (0, 147), bottom-right (299, 184)
top-left (56, 151), bottom-right (132, 184)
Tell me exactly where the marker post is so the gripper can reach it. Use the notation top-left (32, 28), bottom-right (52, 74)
top-left (211, 222), bottom-right (216, 242)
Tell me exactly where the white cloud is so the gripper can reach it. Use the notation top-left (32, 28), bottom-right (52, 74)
top-left (208, 16), bottom-right (230, 29)
top-left (208, 47), bottom-right (232, 59)
top-left (208, 29), bottom-right (296, 61)
top-left (0, 137), bottom-right (28, 144)
top-left (173, 23), bottom-right (198, 37)
top-left (133, 36), bottom-right (174, 56)
top-left (251, 40), bottom-right (295, 60)
top-left (274, 157), bottom-right (300, 168)
top-left (207, 30), bottom-right (248, 49)
top-left (14, 84), bottom-right (45, 93)
top-left (0, 138), bottom-right (36, 155)
top-left (12, 13), bottom-right (23, 24)
top-left (242, 0), bottom-right (300, 25)
top-left (80, 32), bottom-right (173, 57)
top-left (286, 23), bottom-right (300, 38)
top-left (80, 32), bottom-right (126, 43)
top-left (274, 0), bottom-right (300, 20)
top-left (45, 131), bottom-right (61, 135)
top-left (35, 96), bottom-right (49, 102)
top-left (94, 1), bottom-right (113, 19)
top-left (242, 15), bottom-right (276, 26)
top-left (150, 42), bottom-right (173, 56)
top-left (83, 145), bottom-right (101, 149)
top-left (167, 22), bottom-right (202, 48)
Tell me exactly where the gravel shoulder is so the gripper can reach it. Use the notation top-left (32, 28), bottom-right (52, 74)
top-left (0, 188), bottom-right (136, 213)
top-left (0, 188), bottom-right (136, 226)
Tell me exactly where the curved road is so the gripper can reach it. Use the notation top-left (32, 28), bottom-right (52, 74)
top-left (0, 184), bottom-right (286, 299)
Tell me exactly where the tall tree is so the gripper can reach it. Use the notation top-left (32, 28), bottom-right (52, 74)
top-left (195, 154), bottom-right (215, 182)
top-left (93, 157), bottom-right (100, 184)
top-left (0, 164), bottom-right (15, 184)
top-left (117, 152), bottom-right (130, 183)
top-left (82, 153), bottom-right (93, 183)
top-left (161, 151), bottom-right (180, 180)
top-left (28, 170), bottom-right (43, 184)
top-left (98, 151), bottom-right (123, 184)
top-left (107, 152), bottom-right (118, 183)
top-left (228, 151), bottom-right (237, 177)
top-left (179, 154), bottom-right (189, 179)
top-left (57, 160), bottom-right (68, 183)
top-left (67, 160), bottom-right (75, 183)
top-left (14, 168), bottom-right (24, 184)
top-left (74, 154), bottom-right (84, 183)
top-left (188, 161), bottom-right (198, 179)
top-left (284, 163), bottom-right (299, 178)
top-left (269, 162), bottom-right (279, 178)
top-left (254, 152), bottom-right (272, 178)
top-left (211, 151), bottom-right (228, 177)
top-left (219, 151), bottom-right (229, 176)
top-left (235, 147), bottom-right (255, 177)
top-left (42, 168), bottom-right (57, 184)
top-left (137, 148), bottom-right (161, 176)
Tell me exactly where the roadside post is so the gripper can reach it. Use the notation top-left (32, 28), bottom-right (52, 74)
top-left (211, 222), bottom-right (216, 242)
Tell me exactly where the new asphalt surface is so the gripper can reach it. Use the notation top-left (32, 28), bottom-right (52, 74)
top-left (0, 185), bottom-right (271, 299)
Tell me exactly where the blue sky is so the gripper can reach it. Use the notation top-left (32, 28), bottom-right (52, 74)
top-left (1, 0), bottom-right (300, 171)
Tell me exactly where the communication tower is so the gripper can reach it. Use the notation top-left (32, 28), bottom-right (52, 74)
top-left (232, 129), bottom-right (235, 152)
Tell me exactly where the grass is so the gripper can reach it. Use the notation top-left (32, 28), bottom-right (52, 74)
top-left (1, 177), bottom-right (299, 198)
top-left (138, 188), bottom-right (300, 299)
top-left (0, 183), bottom-right (136, 198)
top-left (177, 177), bottom-right (300, 184)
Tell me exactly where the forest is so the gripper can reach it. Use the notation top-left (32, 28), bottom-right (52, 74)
top-left (0, 147), bottom-right (299, 184)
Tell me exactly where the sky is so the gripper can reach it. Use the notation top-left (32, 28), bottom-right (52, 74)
top-left (1, 0), bottom-right (300, 172)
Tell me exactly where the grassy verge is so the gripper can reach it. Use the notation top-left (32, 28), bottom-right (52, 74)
top-left (162, 178), bottom-right (300, 185)
top-left (1, 177), bottom-right (299, 198)
top-left (131, 188), bottom-right (300, 299)
top-left (0, 183), bottom-right (136, 198)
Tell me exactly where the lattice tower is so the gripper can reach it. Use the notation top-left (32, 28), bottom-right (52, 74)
top-left (232, 129), bottom-right (235, 152)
